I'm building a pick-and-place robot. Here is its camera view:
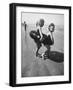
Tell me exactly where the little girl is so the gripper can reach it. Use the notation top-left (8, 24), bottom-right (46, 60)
top-left (29, 19), bottom-right (44, 57)
top-left (41, 23), bottom-right (55, 59)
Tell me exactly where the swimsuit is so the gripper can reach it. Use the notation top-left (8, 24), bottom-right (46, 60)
top-left (30, 30), bottom-right (54, 46)
top-left (41, 33), bottom-right (54, 45)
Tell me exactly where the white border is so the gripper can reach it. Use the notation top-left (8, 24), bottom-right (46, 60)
top-left (16, 6), bottom-right (69, 84)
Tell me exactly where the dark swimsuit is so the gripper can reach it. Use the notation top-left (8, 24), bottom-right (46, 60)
top-left (30, 30), bottom-right (54, 46)
top-left (30, 29), bottom-right (41, 47)
top-left (41, 33), bottom-right (54, 45)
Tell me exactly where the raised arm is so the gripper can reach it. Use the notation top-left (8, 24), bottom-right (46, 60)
top-left (39, 27), bottom-right (43, 40)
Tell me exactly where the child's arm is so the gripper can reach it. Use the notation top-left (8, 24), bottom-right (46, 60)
top-left (51, 33), bottom-right (54, 44)
top-left (39, 27), bottom-right (43, 40)
top-left (37, 26), bottom-right (43, 40)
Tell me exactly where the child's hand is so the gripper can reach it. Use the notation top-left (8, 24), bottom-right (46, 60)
top-left (37, 35), bottom-right (40, 39)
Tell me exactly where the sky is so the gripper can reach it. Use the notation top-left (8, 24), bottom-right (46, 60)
top-left (22, 12), bottom-right (64, 26)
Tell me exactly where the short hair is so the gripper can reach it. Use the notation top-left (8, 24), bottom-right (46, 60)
top-left (49, 23), bottom-right (55, 28)
top-left (39, 19), bottom-right (44, 27)
top-left (48, 23), bottom-right (55, 32)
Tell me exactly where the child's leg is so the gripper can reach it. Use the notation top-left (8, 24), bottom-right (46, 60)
top-left (36, 42), bottom-right (42, 57)
top-left (44, 45), bottom-right (50, 58)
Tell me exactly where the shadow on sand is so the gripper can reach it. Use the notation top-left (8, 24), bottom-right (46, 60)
top-left (21, 51), bottom-right (64, 77)
top-left (49, 51), bottom-right (64, 63)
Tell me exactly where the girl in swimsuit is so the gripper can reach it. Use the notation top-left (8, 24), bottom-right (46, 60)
top-left (29, 19), bottom-right (55, 60)
top-left (41, 23), bottom-right (55, 59)
top-left (29, 19), bottom-right (44, 57)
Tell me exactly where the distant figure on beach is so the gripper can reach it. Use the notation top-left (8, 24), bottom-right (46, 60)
top-left (29, 19), bottom-right (55, 60)
top-left (24, 21), bottom-right (27, 45)
top-left (24, 21), bottom-right (27, 32)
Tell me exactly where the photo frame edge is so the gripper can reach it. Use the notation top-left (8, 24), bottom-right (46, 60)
top-left (9, 3), bottom-right (71, 87)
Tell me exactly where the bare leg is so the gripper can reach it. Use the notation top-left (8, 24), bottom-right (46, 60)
top-left (44, 45), bottom-right (50, 60)
top-left (36, 43), bottom-right (42, 57)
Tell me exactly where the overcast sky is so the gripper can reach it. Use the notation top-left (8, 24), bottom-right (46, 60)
top-left (22, 12), bottom-right (64, 26)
